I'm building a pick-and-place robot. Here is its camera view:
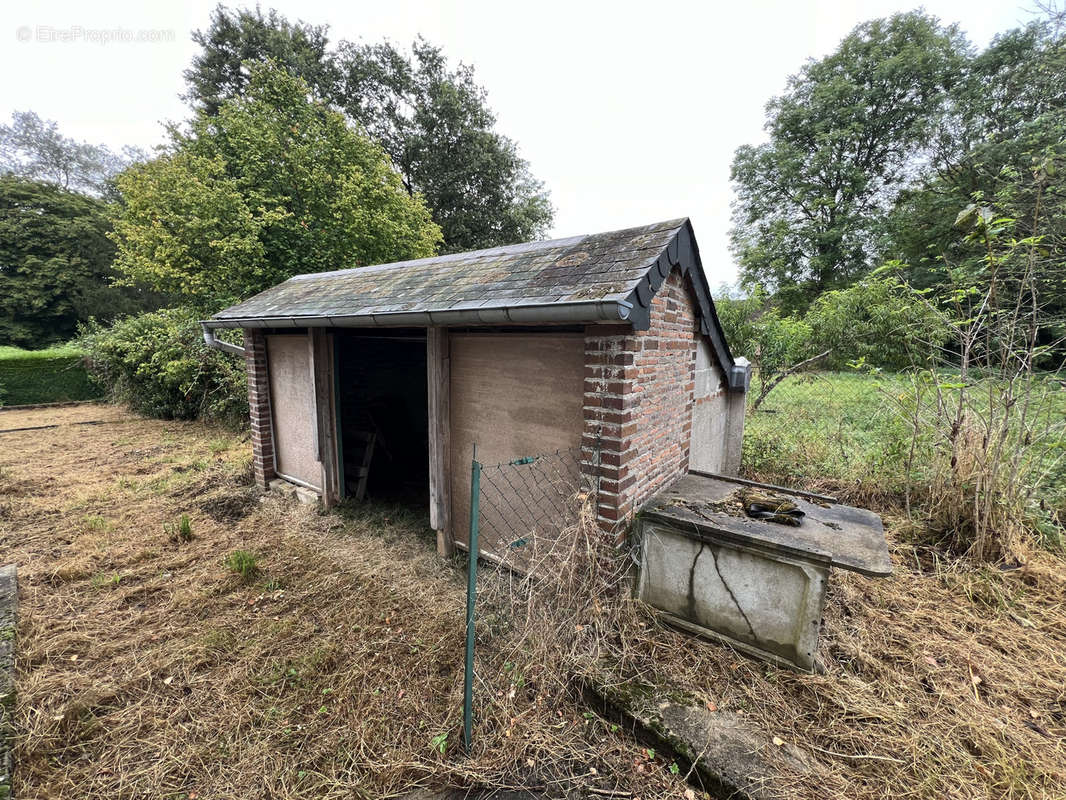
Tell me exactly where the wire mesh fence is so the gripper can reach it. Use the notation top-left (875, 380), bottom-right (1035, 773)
top-left (462, 442), bottom-right (626, 751)
top-left (473, 447), bottom-right (593, 572)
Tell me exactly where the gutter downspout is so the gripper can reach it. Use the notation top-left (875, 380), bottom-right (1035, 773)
top-left (201, 323), bottom-right (246, 357)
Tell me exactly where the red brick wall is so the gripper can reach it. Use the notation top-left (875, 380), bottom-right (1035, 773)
top-left (244, 329), bottom-right (276, 490)
top-left (583, 268), bottom-right (699, 542)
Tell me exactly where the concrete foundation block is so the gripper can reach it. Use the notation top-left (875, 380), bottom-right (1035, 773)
top-left (637, 522), bottom-right (828, 672)
top-left (268, 478), bottom-right (297, 496)
top-left (586, 671), bottom-right (821, 800)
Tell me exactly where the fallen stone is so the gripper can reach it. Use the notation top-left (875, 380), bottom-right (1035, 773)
top-left (268, 478), bottom-right (297, 496)
top-left (0, 564), bottom-right (17, 799)
top-left (295, 487), bottom-right (319, 505)
top-left (585, 671), bottom-right (822, 799)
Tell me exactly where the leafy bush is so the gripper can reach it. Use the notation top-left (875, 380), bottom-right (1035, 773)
top-left (716, 287), bottom-right (814, 380)
top-left (0, 344), bottom-right (102, 405)
top-left (79, 308), bottom-right (247, 426)
top-left (805, 272), bottom-right (951, 370)
top-left (718, 275), bottom-right (949, 384)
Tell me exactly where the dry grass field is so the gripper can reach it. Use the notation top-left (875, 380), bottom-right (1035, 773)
top-left (1, 404), bottom-right (1064, 799)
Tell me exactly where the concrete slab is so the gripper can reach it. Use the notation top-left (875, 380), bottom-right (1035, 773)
top-left (268, 478), bottom-right (320, 506)
top-left (636, 472), bottom-right (892, 672)
top-left (0, 564), bottom-right (16, 799)
top-left (587, 673), bottom-right (821, 800)
top-left (268, 478), bottom-right (297, 496)
top-left (644, 473), bottom-right (892, 577)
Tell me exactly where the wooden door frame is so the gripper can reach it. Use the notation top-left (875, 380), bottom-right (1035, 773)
top-left (427, 327), bottom-right (453, 556)
top-left (310, 328), bottom-right (341, 508)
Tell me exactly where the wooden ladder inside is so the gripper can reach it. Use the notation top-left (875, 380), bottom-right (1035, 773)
top-left (347, 431), bottom-right (377, 501)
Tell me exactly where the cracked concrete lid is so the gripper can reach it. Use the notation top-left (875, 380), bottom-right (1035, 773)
top-left (644, 473), bottom-right (893, 577)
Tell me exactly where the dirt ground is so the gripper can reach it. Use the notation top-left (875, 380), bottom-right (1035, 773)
top-left (1, 404), bottom-right (1064, 799)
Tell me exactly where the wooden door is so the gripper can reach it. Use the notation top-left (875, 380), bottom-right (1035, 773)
top-left (266, 333), bottom-right (321, 490)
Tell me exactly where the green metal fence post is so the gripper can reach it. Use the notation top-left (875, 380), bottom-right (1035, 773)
top-left (462, 444), bottom-right (481, 754)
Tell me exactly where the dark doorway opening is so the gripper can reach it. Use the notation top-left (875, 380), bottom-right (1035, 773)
top-left (334, 330), bottom-right (428, 505)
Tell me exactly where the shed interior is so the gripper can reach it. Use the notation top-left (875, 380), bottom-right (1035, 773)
top-left (334, 329), bottom-right (428, 504)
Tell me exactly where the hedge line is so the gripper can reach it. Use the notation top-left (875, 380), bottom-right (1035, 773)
top-left (0, 345), bottom-right (102, 405)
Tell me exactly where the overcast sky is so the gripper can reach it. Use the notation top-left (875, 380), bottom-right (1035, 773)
top-left (0, 0), bottom-right (1035, 285)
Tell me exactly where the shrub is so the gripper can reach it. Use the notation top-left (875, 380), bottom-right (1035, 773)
top-left (0, 344), bottom-right (102, 405)
top-left (805, 272), bottom-right (951, 371)
top-left (79, 308), bottom-right (247, 426)
top-left (716, 289), bottom-right (814, 379)
top-left (893, 185), bottom-right (1066, 562)
top-left (718, 276), bottom-right (949, 380)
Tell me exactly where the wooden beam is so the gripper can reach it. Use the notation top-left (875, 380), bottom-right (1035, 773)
top-left (310, 329), bottom-right (339, 508)
top-left (427, 327), bottom-right (453, 555)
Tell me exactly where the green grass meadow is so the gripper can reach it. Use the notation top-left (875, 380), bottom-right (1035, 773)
top-left (744, 371), bottom-right (912, 487)
top-left (743, 370), bottom-right (1066, 505)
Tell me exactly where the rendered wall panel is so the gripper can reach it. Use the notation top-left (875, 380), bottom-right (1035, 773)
top-left (267, 333), bottom-right (321, 490)
top-left (449, 333), bottom-right (585, 561)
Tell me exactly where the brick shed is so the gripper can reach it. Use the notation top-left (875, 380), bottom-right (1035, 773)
top-left (202, 218), bottom-right (750, 554)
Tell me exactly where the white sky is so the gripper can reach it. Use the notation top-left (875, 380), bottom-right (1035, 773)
top-left (0, 0), bottom-right (1034, 285)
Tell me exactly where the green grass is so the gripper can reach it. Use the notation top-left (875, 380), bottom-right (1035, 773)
top-left (744, 371), bottom-right (912, 487)
top-left (0, 343), bottom-right (102, 405)
top-left (225, 550), bottom-right (260, 583)
top-left (744, 369), bottom-right (1066, 500)
top-left (164, 514), bottom-right (194, 544)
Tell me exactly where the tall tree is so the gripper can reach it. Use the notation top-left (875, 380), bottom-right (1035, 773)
top-left (0, 111), bottom-right (145, 198)
top-left (184, 5), bottom-right (338, 116)
top-left (111, 62), bottom-right (441, 311)
top-left (335, 38), bottom-right (552, 252)
top-left (729, 12), bottom-right (967, 310)
top-left (184, 6), bottom-right (553, 253)
top-left (883, 14), bottom-right (1066, 350)
top-left (0, 176), bottom-right (154, 347)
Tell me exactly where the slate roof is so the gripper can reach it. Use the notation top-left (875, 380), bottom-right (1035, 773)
top-left (207, 218), bottom-right (743, 380)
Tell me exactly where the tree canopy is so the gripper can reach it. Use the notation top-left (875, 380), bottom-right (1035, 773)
top-left (0, 176), bottom-right (150, 347)
top-left (730, 12), bottom-right (967, 310)
top-left (730, 5), bottom-right (1066, 362)
top-left (110, 62), bottom-right (441, 311)
top-left (184, 5), bottom-right (337, 117)
top-left (335, 38), bottom-right (552, 252)
top-left (882, 15), bottom-right (1066, 350)
top-left (183, 5), bottom-right (552, 253)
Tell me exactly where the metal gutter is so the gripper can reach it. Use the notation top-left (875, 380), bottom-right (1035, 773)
top-left (200, 298), bottom-right (633, 331)
top-left (201, 326), bottom-right (246, 357)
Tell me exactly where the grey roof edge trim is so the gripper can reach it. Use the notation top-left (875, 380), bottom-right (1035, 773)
top-left (200, 298), bottom-right (633, 330)
top-left (623, 220), bottom-right (749, 392)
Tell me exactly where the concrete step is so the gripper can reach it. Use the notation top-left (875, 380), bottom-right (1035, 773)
top-left (583, 669), bottom-right (823, 799)
top-left (268, 478), bottom-right (320, 506)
